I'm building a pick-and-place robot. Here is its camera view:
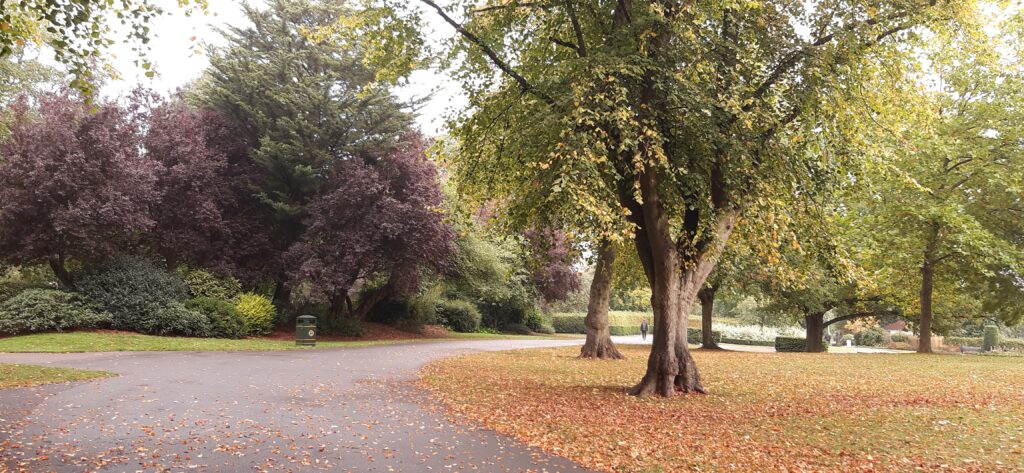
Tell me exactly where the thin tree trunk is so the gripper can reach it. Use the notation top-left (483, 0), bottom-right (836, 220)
top-left (272, 280), bottom-right (291, 318)
top-left (805, 313), bottom-right (825, 353)
top-left (918, 224), bottom-right (940, 354)
top-left (919, 263), bottom-right (935, 353)
top-left (580, 240), bottom-right (623, 359)
top-left (697, 286), bottom-right (720, 349)
top-left (47, 255), bottom-right (74, 289)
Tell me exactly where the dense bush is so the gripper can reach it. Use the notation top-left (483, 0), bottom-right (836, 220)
top-left (504, 323), bottom-right (533, 335)
top-left (775, 337), bottom-right (809, 352)
top-left (686, 328), bottom-right (721, 344)
top-left (890, 333), bottom-right (909, 343)
top-left (76, 256), bottom-right (189, 330)
top-left (721, 338), bottom-right (774, 347)
top-left (138, 303), bottom-right (212, 337)
top-left (316, 313), bottom-right (366, 337)
top-left (436, 299), bottom-right (481, 332)
top-left (0, 289), bottom-right (112, 335)
top-left (551, 314), bottom-right (586, 333)
top-left (235, 293), bottom-right (276, 335)
top-left (0, 281), bottom-right (46, 303)
top-left (855, 326), bottom-right (889, 347)
top-left (179, 267), bottom-right (242, 300)
top-left (185, 297), bottom-right (246, 339)
top-left (983, 325), bottom-right (1001, 352)
top-left (523, 310), bottom-right (550, 333)
top-left (367, 294), bottom-right (438, 332)
top-left (533, 323), bottom-right (555, 334)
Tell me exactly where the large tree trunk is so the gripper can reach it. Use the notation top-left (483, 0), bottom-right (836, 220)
top-left (580, 240), bottom-right (623, 359)
top-left (805, 313), bottom-right (825, 353)
top-left (626, 169), bottom-right (738, 397)
top-left (47, 255), bottom-right (74, 289)
top-left (697, 286), bottom-right (720, 349)
top-left (918, 263), bottom-right (935, 354)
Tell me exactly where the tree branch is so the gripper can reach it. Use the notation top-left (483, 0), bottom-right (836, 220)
top-left (564, 0), bottom-right (587, 57)
top-left (418, 0), bottom-right (557, 107)
top-left (549, 36), bottom-right (582, 54)
top-left (823, 311), bottom-right (876, 327)
top-left (473, 2), bottom-right (552, 14)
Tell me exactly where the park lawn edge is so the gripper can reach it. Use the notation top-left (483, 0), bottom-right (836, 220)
top-left (0, 363), bottom-right (115, 388)
top-left (0, 330), bottom-right (573, 353)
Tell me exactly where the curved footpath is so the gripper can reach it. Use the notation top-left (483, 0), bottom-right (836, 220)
top-left (0, 339), bottom-right (596, 472)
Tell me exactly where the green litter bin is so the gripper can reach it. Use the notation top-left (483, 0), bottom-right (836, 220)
top-left (296, 315), bottom-right (317, 346)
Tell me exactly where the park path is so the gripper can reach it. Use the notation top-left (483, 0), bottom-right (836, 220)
top-left (0, 339), bottom-right (597, 472)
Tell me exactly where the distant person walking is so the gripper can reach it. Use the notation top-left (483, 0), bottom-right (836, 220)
top-left (640, 319), bottom-right (649, 341)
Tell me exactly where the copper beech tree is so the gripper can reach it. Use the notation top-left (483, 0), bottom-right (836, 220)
top-left (395, 0), bottom-right (972, 396)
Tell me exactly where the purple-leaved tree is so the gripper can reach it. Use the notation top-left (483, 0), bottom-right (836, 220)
top-left (0, 93), bottom-right (155, 287)
top-left (286, 134), bottom-right (454, 321)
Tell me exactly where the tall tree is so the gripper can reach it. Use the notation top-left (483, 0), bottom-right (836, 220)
top-left (410, 0), bottom-right (968, 395)
top-left (848, 16), bottom-right (1024, 353)
top-left (285, 134), bottom-right (454, 321)
top-left (193, 0), bottom-right (414, 310)
top-left (0, 92), bottom-right (155, 287)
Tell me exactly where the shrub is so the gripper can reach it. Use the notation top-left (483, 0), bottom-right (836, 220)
top-left (721, 338), bottom-right (774, 347)
top-left (533, 323), bottom-right (555, 334)
top-left (775, 337), bottom-right (808, 352)
top-left (76, 256), bottom-right (188, 330)
top-left (367, 294), bottom-right (439, 332)
top-left (551, 314), bottom-right (586, 334)
top-left (999, 338), bottom-right (1024, 352)
top-left (0, 289), bottom-right (112, 335)
top-left (983, 325), bottom-right (1001, 352)
top-left (179, 267), bottom-right (242, 300)
top-left (523, 310), bottom-right (549, 332)
top-left (235, 293), bottom-right (276, 336)
top-left (0, 281), bottom-right (47, 303)
top-left (504, 323), bottom-right (533, 335)
top-left (436, 300), bottom-right (481, 333)
top-left (609, 325), bottom-right (642, 336)
top-left (319, 315), bottom-right (365, 337)
top-left (185, 297), bottom-right (246, 339)
top-left (686, 328), bottom-right (721, 344)
top-left (855, 326), bottom-right (889, 347)
top-left (138, 303), bottom-right (212, 337)
top-left (890, 333), bottom-right (909, 343)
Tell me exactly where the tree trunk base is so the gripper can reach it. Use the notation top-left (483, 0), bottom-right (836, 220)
top-left (580, 334), bottom-right (625, 360)
top-left (628, 345), bottom-right (705, 396)
top-left (700, 343), bottom-right (723, 350)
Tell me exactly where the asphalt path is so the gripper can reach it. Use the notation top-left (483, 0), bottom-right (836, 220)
top-left (0, 339), bottom-right (597, 473)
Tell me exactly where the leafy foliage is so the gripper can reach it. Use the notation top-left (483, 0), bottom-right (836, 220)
top-left (75, 256), bottom-right (189, 331)
top-left (234, 293), bottom-right (276, 336)
top-left (138, 303), bottom-right (212, 338)
top-left (179, 267), bottom-right (242, 301)
top-left (0, 288), bottom-right (111, 335)
top-left (185, 297), bottom-right (246, 339)
top-left (435, 299), bottom-right (481, 333)
top-left (0, 93), bottom-right (156, 285)
top-left (774, 337), bottom-right (812, 353)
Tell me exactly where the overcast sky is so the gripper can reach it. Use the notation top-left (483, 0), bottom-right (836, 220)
top-left (100, 0), bottom-right (466, 136)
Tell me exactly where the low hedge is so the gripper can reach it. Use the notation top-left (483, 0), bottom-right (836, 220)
top-left (775, 337), bottom-right (828, 352)
top-left (552, 314), bottom-right (586, 333)
top-left (721, 338), bottom-right (774, 347)
top-left (687, 328), bottom-right (722, 345)
top-left (948, 335), bottom-right (1024, 352)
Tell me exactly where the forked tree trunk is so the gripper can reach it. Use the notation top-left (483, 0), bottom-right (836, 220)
top-left (626, 169), bottom-right (738, 397)
top-left (697, 286), bottom-right (720, 349)
top-left (47, 255), bottom-right (74, 289)
top-left (580, 240), bottom-right (623, 359)
top-left (805, 313), bottom-right (825, 353)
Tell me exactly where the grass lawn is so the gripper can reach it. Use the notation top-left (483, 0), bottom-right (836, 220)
top-left (0, 330), bottom-right (572, 353)
top-left (421, 345), bottom-right (1024, 472)
top-left (0, 363), bottom-right (113, 388)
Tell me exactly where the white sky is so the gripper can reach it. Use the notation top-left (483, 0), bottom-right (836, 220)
top-left (100, 0), bottom-right (466, 136)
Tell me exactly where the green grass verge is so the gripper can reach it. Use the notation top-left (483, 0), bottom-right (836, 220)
top-left (0, 331), bottom-right (571, 353)
top-left (0, 363), bottom-right (113, 388)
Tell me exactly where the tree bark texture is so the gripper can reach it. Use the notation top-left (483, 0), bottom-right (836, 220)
top-left (626, 169), bottom-right (739, 397)
top-left (697, 286), bottom-right (720, 349)
top-left (805, 313), bottom-right (825, 353)
top-left (580, 240), bottom-right (624, 359)
top-left (918, 223), bottom-right (940, 354)
top-left (47, 255), bottom-right (74, 289)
